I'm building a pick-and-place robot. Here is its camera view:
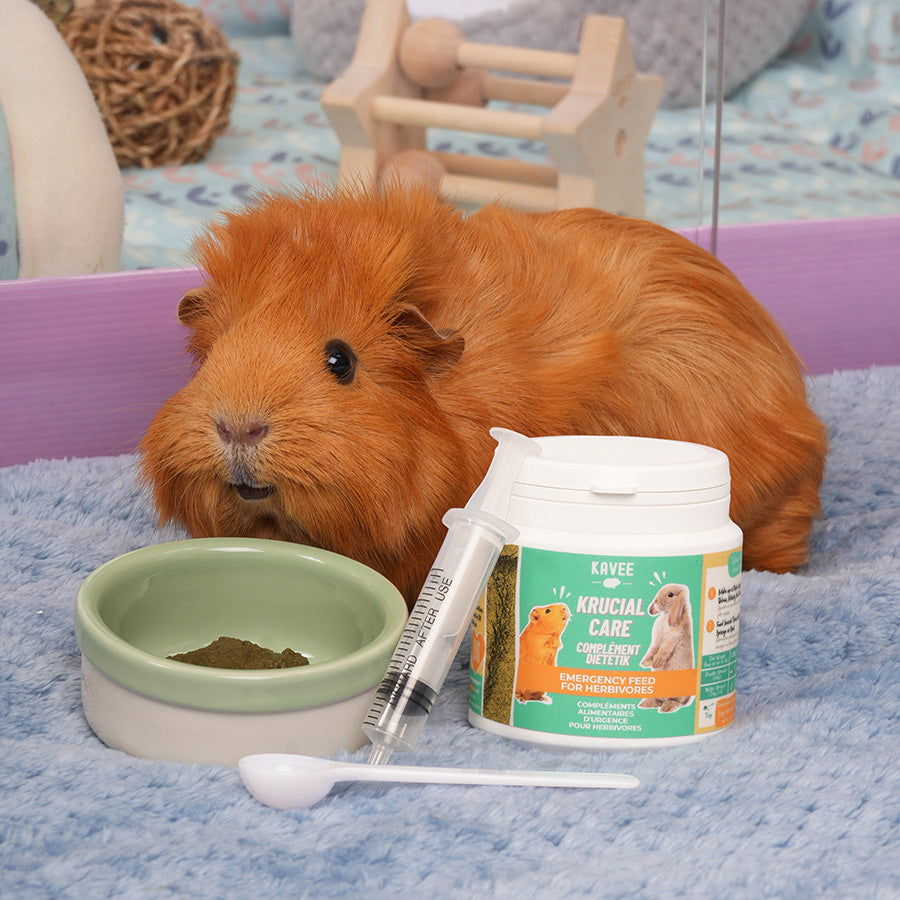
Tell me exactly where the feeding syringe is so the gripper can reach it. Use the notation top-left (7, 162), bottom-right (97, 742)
top-left (362, 428), bottom-right (540, 765)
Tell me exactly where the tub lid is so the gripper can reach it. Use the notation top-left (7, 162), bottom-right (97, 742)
top-left (514, 436), bottom-right (730, 496)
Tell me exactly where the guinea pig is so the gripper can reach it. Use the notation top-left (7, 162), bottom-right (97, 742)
top-left (514, 603), bottom-right (571, 703)
top-left (140, 185), bottom-right (827, 608)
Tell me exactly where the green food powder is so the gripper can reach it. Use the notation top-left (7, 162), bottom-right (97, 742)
top-left (169, 636), bottom-right (310, 670)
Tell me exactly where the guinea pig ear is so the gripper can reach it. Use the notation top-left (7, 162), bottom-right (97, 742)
top-left (176, 287), bottom-right (221, 364)
top-left (177, 288), bottom-right (208, 326)
top-left (391, 305), bottom-right (465, 376)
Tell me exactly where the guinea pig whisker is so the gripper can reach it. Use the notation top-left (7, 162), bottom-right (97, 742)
top-left (121, 493), bottom-right (176, 554)
top-left (82, 457), bottom-right (140, 498)
top-left (70, 456), bottom-right (165, 554)
top-left (81, 458), bottom-right (148, 527)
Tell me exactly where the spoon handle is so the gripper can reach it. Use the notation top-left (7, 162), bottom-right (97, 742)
top-left (339, 764), bottom-right (638, 791)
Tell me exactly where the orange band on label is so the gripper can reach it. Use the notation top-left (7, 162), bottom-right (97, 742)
top-left (715, 693), bottom-right (736, 728)
top-left (516, 663), bottom-right (698, 699)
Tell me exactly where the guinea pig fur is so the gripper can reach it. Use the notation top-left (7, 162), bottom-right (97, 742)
top-left (140, 185), bottom-right (827, 607)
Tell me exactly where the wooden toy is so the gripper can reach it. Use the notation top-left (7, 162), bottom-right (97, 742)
top-left (320, 0), bottom-right (664, 215)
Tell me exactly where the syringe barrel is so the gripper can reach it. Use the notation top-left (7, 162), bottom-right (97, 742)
top-left (362, 510), bottom-right (515, 755)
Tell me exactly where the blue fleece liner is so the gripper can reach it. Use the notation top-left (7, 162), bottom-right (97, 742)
top-left (1, 365), bottom-right (898, 899)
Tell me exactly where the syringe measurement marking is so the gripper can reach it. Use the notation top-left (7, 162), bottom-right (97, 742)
top-left (405, 569), bottom-right (454, 652)
top-left (366, 569), bottom-right (454, 722)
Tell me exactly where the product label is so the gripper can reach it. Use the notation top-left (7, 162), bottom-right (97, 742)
top-left (469, 544), bottom-right (741, 741)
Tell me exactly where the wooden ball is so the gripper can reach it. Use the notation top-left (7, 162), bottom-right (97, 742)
top-left (399, 18), bottom-right (465, 89)
top-left (378, 150), bottom-right (446, 192)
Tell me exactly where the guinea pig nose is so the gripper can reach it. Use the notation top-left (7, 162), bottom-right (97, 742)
top-left (215, 418), bottom-right (270, 447)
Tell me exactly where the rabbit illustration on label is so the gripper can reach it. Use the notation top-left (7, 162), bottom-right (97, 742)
top-left (639, 584), bottom-right (695, 713)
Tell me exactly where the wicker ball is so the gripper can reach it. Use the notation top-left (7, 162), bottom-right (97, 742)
top-left (60, 0), bottom-right (239, 168)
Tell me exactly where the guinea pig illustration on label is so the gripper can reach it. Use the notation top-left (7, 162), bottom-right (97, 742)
top-left (139, 185), bottom-right (827, 608)
top-left (639, 584), bottom-right (695, 713)
top-left (515, 603), bottom-right (571, 703)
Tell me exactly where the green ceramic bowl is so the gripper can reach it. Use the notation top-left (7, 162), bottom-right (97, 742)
top-left (75, 538), bottom-right (408, 765)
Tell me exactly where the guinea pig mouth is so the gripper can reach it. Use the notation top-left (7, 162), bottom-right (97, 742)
top-left (232, 482), bottom-right (275, 501)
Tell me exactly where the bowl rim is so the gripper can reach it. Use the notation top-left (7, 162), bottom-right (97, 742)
top-left (75, 538), bottom-right (408, 713)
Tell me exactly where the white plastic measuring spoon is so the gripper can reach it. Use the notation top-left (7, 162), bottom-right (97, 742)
top-left (239, 753), bottom-right (639, 810)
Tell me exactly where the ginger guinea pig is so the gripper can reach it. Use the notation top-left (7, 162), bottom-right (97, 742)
top-left (515, 603), bottom-right (571, 703)
top-left (140, 185), bottom-right (827, 607)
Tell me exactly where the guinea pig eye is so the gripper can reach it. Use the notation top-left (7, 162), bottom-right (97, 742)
top-left (324, 341), bottom-right (356, 384)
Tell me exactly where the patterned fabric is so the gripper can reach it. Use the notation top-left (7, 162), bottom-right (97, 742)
top-left (734, 0), bottom-right (900, 184)
top-left (119, 0), bottom-right (900, 270)
top-left (191, 0), bottom-right (291, 36)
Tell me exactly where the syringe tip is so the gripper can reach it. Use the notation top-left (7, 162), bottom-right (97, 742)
top-left (367, 743), bottom-right (394, 766)
top-left (471, 428), bottom-right (541, 520)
